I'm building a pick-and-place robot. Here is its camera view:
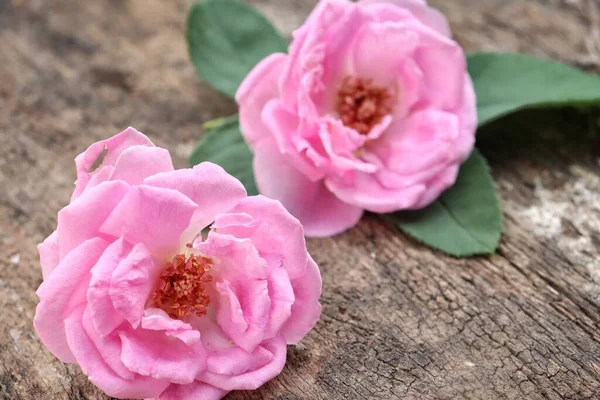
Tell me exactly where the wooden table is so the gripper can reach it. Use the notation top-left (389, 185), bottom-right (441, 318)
top-left (1, 0), bottom-right (600, 398)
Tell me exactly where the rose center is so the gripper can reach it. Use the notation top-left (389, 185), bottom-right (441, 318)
top-left (336, 76), bottom-right (392, 135)
top-left (151, 248), bottom-right (213, 320)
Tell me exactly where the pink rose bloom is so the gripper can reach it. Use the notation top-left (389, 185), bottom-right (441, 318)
top-left (34, 128), bottom-right (322, 400)
top-left (236, 0), bottom-right (477, 237)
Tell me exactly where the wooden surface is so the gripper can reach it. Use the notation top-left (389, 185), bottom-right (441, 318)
top-left (1, 0), bottom-right (600, 399)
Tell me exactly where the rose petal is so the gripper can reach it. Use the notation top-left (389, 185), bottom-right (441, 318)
top-left (265, 266), bottom-right (295, 339)
top-left (282, 255), bottom-right (322, 344)
top-left (196, 232), bottom-right (269, 279)
top-left (144, 162), bottom-right (247, 235)
top-left (373, 109), bottom-right (460, 175)
top-left (411, 163), bottom-right (460, 209)
top-left (411, 22), bottom-right (466, 110)
top-left (326, 171), bottom-right (426, 213)
top-left (110, 243), bottom-right (161, 328)
top-left (72, 127), bottom-right (153, 199)
top-left (317, 118), bottom-right (378, 173)
top-left (142, 309), bottom-right (201, 346)
top-left (100, 185), bottom-right (198, 259)
top-left (214, 281), bottom-right (247, 331)
top-left (85, 166), bottom-right (115, 193)
top-left (236, 53), bottom-right (287, 146)
top-left (64, 304), bottom-right (170, 398)
top-left (393, 58), bottom-right (424, 120)
top-left (279, 0), bottom-right (352, 107)
top-left (142, 308), bottom-right (194, 331)
top-left (82, 306), bottom-right (135, 380)
top-left (215, 278), bottom-right (271, 353)
top-left (34, 237), bottom-right (109, 362)
top-left (253, 139), bottom-right (363, 237)
top-left (455, 75), bottom-right (478, 160)
top-left (110, 145), bottom-right (174, 186)
top-left (351, 21), bottom-right (420, 85)
top-left (212, 212), bottom-right (259, 238)
top-left (157, 382), bottom-right (228, 400)
top-left (361, 0), bottom-right (451, 37)
top-left (198, 335), bottom-right (287, 391)
top-left (58, 180), bottom-right (130, 259)
top-left (220, 195), bottom-right (308, 280)
top-left (119, 327), bottom-right (207, 384)
top-left (87, 238), bottom-right (131, 337)
top-left (38, 231), bottom-right (59, 280)
top-left (261, 99), bottom-right (325, 181)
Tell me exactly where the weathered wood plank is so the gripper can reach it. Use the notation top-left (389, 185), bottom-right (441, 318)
top-left (1, 0), bottom-right (600, 399)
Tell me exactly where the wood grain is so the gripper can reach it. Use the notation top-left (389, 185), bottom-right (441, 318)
top-left (1, 0), bottom-right (600, 399)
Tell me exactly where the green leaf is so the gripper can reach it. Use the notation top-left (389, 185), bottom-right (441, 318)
top-left (389, 149), bottom-right (502, 257)
top-left (187, 0), bottom-right (288, 98)
top-left (189, 115), bottom-right (258, 195)
top-left (468, 52), bottom-right (600, 126)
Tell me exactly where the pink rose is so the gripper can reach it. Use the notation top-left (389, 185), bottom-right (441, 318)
top-left (236, 0), bottom-right (477, 237)
top-left (34, 128), bottom-right (322, 400)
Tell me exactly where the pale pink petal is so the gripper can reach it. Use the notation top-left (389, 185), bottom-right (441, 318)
top-left (110, 243), bottom-right (161, 328)
top-left (72, 127), bottom-right (153, 199)
top-left (57, 180), bottom-right (130, 259)
top-left (87, 238), bottom-right (131, 337)
top-left (261, 100), bottom-right (300, 155)
top-left (194, 313), bottom-right (242, 352)
top-left (253, 139), bottom-right (363, 237)
top-left (34, 237), bottom-right (109, 362)
top-left (64, 305), bottom-right (170, 399)
top-left (144, 162), bottom-right (247, 232)
top-left (233, 278), bottom-right (271, 348)
top-left (327, 108), bottom-right (464, 211)
top-left (196, 232), bottom-right (269, 279)
top-left (411, 163), bottom-right (460, 209)
top-left (214, 279), bottom-right (271, 353)
top-left (326, 172), bottom-right (426, 213)
top-left (119, 327), bottom-right (207, 384)
top-left (198, 335), bottom-right (287, 391)
top-left (213, 282), bottom-right (247, 336)
top-left (157, 382), bottom-right (228, 400)
top-left (317, 118), bottom-right (378, 173)
top-left (359, 1), bottom-right (415, 24)
top-left (205, 344), bottom-right (274, 376)
top-left (142, 308), bottom-right (194, 331)
top-left (455, 75), bottom-right (478, 161)
top-left (282, 256), bottom-right (322, 344)
top-left (110, 145), bottom-right (174, 186)
top-left (411, 22), bottom-right (466, 110)
top-left (261, 100), bottom-right (325, 181)
top-left (211, 212), bottom-right (259, 238)
top-left (142, 309), bottom-right (201, 346)
top-left (265, 266), bottom-right (295, 339)
top-left (317, 5), bottom-right (364, 108)
top-left (100, 185), bottom-right (198, 259)
top-left (361, 0), bottom-right (451, 37)
top-left (38, 231), bottom-right (59, 279)
top-left (375, 158), bottom-right (449, 190)
top-left (393, 59), bottom-right (424, 120)
top-left (351, 22), bottom-right (420, 85)
top-left (372, 109), bottom-right (460, 175)
top-left (85, 166), bottom-right (115, 193)
top-left (365, 115), bottom-right (393, 141)
top-left (220, 196), bottom-right (308, 279)
top-left (279, 0), bottom-right (354, 107)
top-left (82, 307), bottom-right (134, 380)
top-left (236, 53), bottom-right (287, 146)
top-left (166, 330), bottom-right (203, 346)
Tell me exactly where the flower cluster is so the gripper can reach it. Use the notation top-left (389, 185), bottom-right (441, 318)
top-left (34, 128), bottom-right (322, 400)
top-left (237, 0), bottom-right (477, 237)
